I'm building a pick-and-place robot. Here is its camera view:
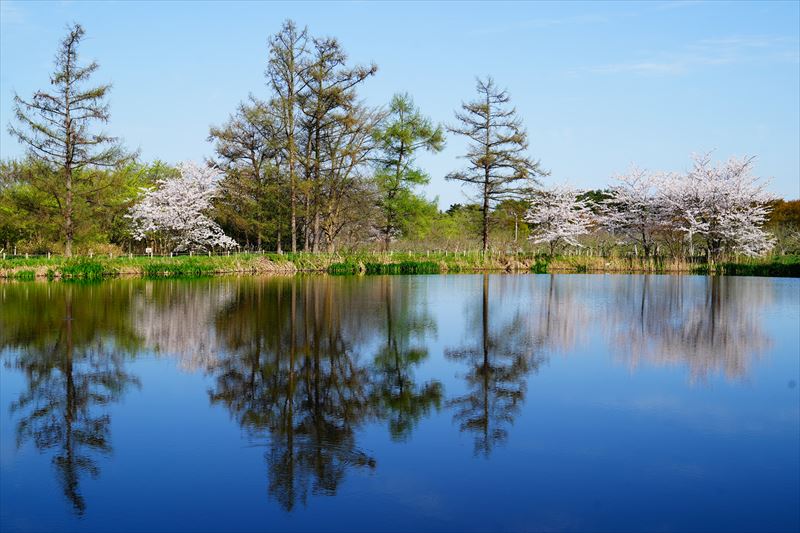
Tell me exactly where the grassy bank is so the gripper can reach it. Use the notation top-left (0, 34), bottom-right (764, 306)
top-left (715, 255), bottom-right (800, 277)
top-left (0, 251), bottom-right (523, 280)
top-left (1, 252), bottom-right (798, 280)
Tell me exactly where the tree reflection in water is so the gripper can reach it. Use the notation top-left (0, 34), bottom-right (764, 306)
top-left (446, 274), bottom-right (546, 457)
top-left (207, 276), bottom-right (445, 509)
top-left (0, 274), bottom-right (778, 515)
top-left (0, 283), bottom-right (141, 515)
top-left (370, 276), bottom-right (443, 442)
top-left (604, 275), bottom-right (772, 382)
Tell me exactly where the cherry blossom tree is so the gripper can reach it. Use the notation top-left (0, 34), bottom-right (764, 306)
top-left (127, 162), bottom-right (237, 252)
top-left (601, 167), bottom-right (668, 258)
top-left (526, 185), bottom-right (593, 255)
top-left (663, 154), bottom-right (775, 259)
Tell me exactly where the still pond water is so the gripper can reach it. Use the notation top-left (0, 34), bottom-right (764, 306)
top-left (0, 274), bottom-right (798, 532)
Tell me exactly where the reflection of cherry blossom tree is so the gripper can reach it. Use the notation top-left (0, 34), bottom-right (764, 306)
top-left (526, 274), bottom-right (592, 355)
top-left (605, 276), bottom-right (772, 383)
top-left (131, 279), bottom-right (236, 371)
top-left (127, 161), bottom-right (237, 252)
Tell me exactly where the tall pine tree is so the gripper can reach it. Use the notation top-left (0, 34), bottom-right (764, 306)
top-left (8, 24), bottom-right (127, 256)
top-left (373, 93), bottom-right (444, 250)
top-left (446, 77), bottom-right (547, 253)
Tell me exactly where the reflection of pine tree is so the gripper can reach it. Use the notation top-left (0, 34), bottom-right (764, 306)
top-left (2, 285), bottom-right (140, 515)
top-left (208, 278), bottom-right (376, 512)
top-left (447, 274), bottom-right (542, 456)
top-left (370, 277), bottom-right (442, 441)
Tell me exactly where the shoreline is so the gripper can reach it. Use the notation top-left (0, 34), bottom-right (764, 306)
top-left (1, 252), bottom-right (798, 280)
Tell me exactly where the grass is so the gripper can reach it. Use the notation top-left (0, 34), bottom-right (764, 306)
top-left (716, 255), bottom-right (800, 277)
top-left (140, 258), bottom-right (217, 278)
top-left (363, 261), bottom-right (441, 275)
top-left (11, 269), bottom-right (35, 281)
top-left (327, 261), bottom-right (361, 275)
top-left (59, 259), bottom-right (107, 280)
top-left (0, 251), bottom-right (797, 280)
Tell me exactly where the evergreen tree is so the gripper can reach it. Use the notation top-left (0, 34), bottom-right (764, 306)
top-left (373, 93), bottom-right (444, 250)
top-left (8, 24), bottom-right (128, 256)
top-left (446, 77), bottom-right (547, 253)
top-left (268, 20), bottom-right (309, 253)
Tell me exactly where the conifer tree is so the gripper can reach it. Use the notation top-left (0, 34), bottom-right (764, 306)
top-left (8, 24), bottom-right (127, 256)
top-left (268, 20), bottom-right (308, 253)
top-left (446, 77), bottom-right (547, 253)
top-left (373, 93), bottom-right (444, 250)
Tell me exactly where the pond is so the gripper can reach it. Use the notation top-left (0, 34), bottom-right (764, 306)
top-left (1, 274), bottom-right (798, 532)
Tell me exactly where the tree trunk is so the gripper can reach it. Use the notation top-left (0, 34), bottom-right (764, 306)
top-left (303, 197), bottom-right (310, 251)
top-left (312, 210), bottom-right (320, 253)
top-left (482, 91), bottom-right (491, 255)
top-left (64, 71), bottom-right (74, 258)
top-left (64, 164), bottom-right (73, 257)
top-left (482, 178), bottom-right (490, 254)
top-left (289, 111), bottom-right (297, 254)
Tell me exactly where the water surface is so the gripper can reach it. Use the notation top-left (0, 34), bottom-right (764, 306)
top-left (1, 274), bottom-right (798, 532)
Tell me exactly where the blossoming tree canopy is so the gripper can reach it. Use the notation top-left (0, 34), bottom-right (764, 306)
top-left (525, 185), bottom-right (593, 255)
top-left (662, 154), bottom-right (776, 258)
top-left (127, 161), bottom-right (237, 252)
top-left (601, 167), bottom-right (669, 258)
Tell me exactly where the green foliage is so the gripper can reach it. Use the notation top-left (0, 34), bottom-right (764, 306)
top-left (0, 159), bottom-right (166, 254)
top-left (11, 269), bottom-right (35, 281)
top-left (716, 255), bottom-right (800, 277)
top-left (8, 24), bottom-right (131, 256)
top-left (577, 189), bottom-right (613, 212)
top-left (209, 99), bottom-right (288, 250)
top-left (530, 256), bottom-right (549, 273)
top-left (59, 259), bottom-right (107, 280)
top-left (141, 258), bottom-right (217, 278)
top-left (1, 251), bottom-right (798, 279)
top-left (327, 261), bottom-right (361, 275)
top-left (364, 261), bottom-right (440, 275)
top-left (372, 93), bottom-right (444, 249)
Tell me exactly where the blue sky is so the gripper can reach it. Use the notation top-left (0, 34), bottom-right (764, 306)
top-left (1, 0), bottom-right (798, 207)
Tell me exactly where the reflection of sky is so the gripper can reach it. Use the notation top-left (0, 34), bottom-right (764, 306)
top-left (1, 275), bottom-right (798, 532)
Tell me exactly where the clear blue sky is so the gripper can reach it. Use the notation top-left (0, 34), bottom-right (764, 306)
top-left (1, 0), bottom-right (798, 207)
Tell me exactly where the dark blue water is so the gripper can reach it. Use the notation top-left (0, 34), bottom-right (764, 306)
top-left (1, 274), bottom-right (798, 532)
